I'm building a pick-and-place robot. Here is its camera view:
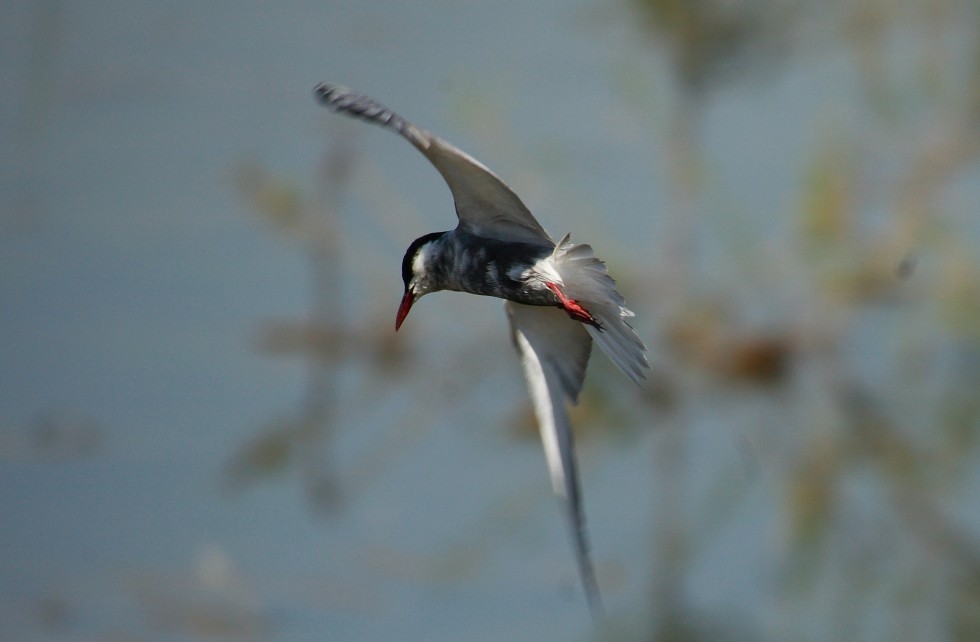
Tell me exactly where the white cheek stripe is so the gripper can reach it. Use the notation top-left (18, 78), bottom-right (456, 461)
top-left (412, 243), bottom-right (431, 276)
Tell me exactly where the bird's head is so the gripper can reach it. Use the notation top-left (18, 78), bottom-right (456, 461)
top-left (396, 231), bottom-right (448, 330)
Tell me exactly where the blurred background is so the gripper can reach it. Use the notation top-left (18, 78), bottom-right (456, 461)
top-left (2, 1), bottom-right (979, 640)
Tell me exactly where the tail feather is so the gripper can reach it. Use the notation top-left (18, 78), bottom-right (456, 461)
top-left (551, 234), bottom-right (649, 384)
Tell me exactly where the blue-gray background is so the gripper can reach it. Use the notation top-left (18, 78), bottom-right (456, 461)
top-left (2, 1), bottom-right (979, 640)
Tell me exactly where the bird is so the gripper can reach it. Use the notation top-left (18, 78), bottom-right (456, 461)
top-left (314, 82), bottom-right (648, 617)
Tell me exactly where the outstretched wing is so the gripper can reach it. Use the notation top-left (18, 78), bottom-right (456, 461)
top-left (506, 302), bottom-right (603, 618)
top-left (314, 83), bottom-right (552, 245)
top-left (550, 234), bottom-right (649, 385)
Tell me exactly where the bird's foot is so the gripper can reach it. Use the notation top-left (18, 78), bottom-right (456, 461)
top-left (545, 282), bottom-right (603, 330)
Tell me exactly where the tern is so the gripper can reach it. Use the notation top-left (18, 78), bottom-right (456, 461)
top-left (315, 83), bottom-right (648, 617)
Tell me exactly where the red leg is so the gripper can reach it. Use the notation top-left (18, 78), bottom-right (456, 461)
top-left (545, 282), bottom-right (602, 330)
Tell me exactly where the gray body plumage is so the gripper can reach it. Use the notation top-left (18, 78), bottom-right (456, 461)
top-left (423, 231), bottom-right (557, 305)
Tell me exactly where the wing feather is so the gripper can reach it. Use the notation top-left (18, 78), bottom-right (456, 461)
top-left (315, 83), bottom-right (551, 245)
top-left (506, 303), bottom-right (602, 617)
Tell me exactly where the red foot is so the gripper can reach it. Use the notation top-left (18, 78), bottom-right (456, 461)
top-left (545, 282), bottom-right (602, 330)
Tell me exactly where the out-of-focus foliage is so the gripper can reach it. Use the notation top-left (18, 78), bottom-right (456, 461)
top-left (629, 0), bottom-right (795, 93)
top-left (619, 1), bottom-right (980, 640)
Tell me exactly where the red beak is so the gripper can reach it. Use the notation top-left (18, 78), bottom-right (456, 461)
top-left (395, 290), bottom-right (414, 331)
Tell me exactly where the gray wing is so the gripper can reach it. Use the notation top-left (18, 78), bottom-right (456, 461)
top-left (506, 302), bottom-right (603, 618)
top-left (315, 83), bottom-right (552, 245)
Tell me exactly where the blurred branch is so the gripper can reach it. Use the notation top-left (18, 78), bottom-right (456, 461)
top-left (230, 133), bottom-right (361, 512)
